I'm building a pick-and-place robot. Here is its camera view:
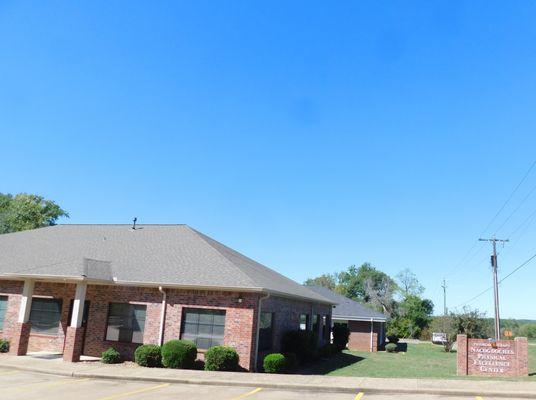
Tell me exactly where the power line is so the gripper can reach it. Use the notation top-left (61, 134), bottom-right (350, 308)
top-left (455, 286), bottom-right (493, 309)
top-left (493, 182), bottom-right (536, 236)
top-left (498, 252), bottom-right (536, 283)
top-left (483, 159), bottom-right (536, 235)
top-left (446, 159), bottom-right (536, 278)
top-left (454, 249), bottom-right (536, 309)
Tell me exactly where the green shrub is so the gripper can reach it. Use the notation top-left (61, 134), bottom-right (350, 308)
top-left (0, 339), bottom-right (9, 353)
top-left (101, 347), bottom-right (122, 364)
top-left (134, 344), bottom-right (162, 368)
top-left (387, 335), bottom-right (399, 344)
top-left (385, 343), bottom-right (398, 353)
top-left (332, 324), bottom-right (350, 351)
top-left (263, 353), bottom-right (286, 373)
top-left (284, 353), bottom-right (298, 371)
top-left (204, 346), bottom-right (239, 371)
top-left (161, 340), bottom-right (197, 369)
top-left (281, 330), bottom-right (318, 362)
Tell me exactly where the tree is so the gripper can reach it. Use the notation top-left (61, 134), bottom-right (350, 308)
top-left (0, 193), bottom-right (68, 234)
top-left (519, 323), bottom-right (536, 339)
top-left (453, 308), bottom-right (492, 339)
top-left (396, 268), bottom-right (424, 297)
top-left (387, 295), bottom-right (434, 338)
top-left (363, 275), bottom-right (398, 316)
top-left (337, 263), bottom-right (398, 305)
top-left (429, 308), bottom-right (492, 352)
top-left (304, 273), bottom-right (337, 290)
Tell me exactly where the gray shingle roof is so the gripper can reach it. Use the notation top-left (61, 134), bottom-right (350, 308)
top-left (0, 224), bottom-right (332, 304)
top-left (306, 285), bottom-right (387, 321)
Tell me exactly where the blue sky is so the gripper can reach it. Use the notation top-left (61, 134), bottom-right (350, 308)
top-left (1, 1), bottom-right (536, 319)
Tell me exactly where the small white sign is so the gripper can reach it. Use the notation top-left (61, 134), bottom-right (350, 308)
top-left (432, 332), bottom-right (447, 344)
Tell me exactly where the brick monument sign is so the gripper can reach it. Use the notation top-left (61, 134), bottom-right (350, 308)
top-left (457, 334), bottom-right (529, 376)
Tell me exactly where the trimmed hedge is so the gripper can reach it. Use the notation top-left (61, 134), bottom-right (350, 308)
top-left (385, 343), bottom-right (398, 353)
top-left (162, 340), bottom-right (197, 369)
top-left (134, 344), bottom-right (162, 368)
top-left (204, 346), bottom-right (239, 371)
top-left (281, 330), bottom-right (318, 362)
top-left (0, 339), bottom-right (9, 353)
top-left (101, 347), bottom-right (122, 364)
top-left (263, 353), bottom-right (286, 373)
top-left (332, 324), bottom-right (350, 351)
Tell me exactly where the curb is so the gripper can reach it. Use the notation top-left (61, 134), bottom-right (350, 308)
top-left (4, 363), bottom-right (536, 399)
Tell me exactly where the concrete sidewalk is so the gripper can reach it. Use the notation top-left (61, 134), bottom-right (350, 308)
top-left (0, 354), bottom-right (535, 398)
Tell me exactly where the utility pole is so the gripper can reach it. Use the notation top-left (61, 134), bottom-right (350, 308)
top-left (441, 278), bottom-right (447, 316)
top-left (479, 237), bottom-right (509, 341)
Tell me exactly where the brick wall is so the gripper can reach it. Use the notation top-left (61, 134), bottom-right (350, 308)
top-left (258, 296), bottom-right (332, 368)
top-left (0, 280), bottom-right (331, 372)
top-left (347, 320), bottom-right (384, 352)
top-left (0, 280), bottom-right (261, 370)
top-left (457, 334), bottom-right (529, 377)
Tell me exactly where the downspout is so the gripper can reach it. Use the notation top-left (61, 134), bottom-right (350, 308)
top-left (369, 318), bottom-right (373, 352)
top-left (253, 292), bottom-right (270, 372)
top-left (158, 286), bottom-right (167, 346)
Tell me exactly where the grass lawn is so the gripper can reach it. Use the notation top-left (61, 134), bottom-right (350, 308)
top-left (300, 343), bottom-right (536, 381)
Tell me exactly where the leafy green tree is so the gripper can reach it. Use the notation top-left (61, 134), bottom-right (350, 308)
top-left (387, 295), bottom-right (434, 338)
top-left (0, 193), bottom-right (68, 234)
top-left (337, 263), bottom-right (398, 304)
top-left (304, 273), bottom-right (337, 290)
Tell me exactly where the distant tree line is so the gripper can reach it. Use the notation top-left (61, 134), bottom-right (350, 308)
top-left (305, 264), bottom-right (434, 339)
top-left (306, 263), bottom-right (536, 343)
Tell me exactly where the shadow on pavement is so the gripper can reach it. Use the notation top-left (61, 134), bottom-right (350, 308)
top-left (297, 352), bottom-right (364, 375)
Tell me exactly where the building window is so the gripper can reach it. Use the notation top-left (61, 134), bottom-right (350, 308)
top-left (181, 308), bottom-right (226, 349)
top-left (0, 296), bottom-right (7, 331)
top-left (29, 298), bottom-right (63, 335)
top-left (105, 303), bottom-right (146, 344)
top-left (258, 312), bottom-right (274, 351)
top-left (299, 314), bottom-right (309, 331)
top-left (312, 314), bottom-right (320, 334)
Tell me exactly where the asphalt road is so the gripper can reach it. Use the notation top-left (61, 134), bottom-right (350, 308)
top-left (0, 368), bottom-right (526, 400)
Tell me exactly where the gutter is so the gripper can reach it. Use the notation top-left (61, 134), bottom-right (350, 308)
top-left (158, 286), bottom-right (167, 346)
top-left (253, 292), bottom-right (270, 372)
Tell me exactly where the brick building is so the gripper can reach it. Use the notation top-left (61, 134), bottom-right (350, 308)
top-left (0, 225), bottom-right (333, 371)
top-left (307, 285), bottom-right (387, 352)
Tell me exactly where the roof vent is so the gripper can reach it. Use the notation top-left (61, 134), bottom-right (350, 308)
top-left (132, 217), bottom-right (137, 230)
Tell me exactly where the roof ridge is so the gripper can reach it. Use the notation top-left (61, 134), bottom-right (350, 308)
top-left (183, 227), bottom-right (260, 288)
top-left (57, 224), bottom-right (187, 226)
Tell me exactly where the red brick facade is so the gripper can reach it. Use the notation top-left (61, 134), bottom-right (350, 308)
top-left (346, 320), bottom-right (384, 352)
top-left (0, 279), bottom-right (331, 371)
top-left (457, 334), bottom-right (529, 377)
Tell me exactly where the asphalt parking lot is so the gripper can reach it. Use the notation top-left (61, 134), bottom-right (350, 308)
top-left (0, 368), bottom-right (526, 400)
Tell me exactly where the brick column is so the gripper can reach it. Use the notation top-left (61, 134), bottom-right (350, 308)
top-left (63, 327), bottom-right (85, 362)
top-left (9, 322), bottom-right (31, 356)
top-left (456, 334), bottom-right (468, 376)
top-left (514, 337), bottom-right (528, 376)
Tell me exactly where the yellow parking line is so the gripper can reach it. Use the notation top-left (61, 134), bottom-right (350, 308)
top-left (5, 377), bottom-right (90, 393)
top-left (97, 383), bottom-right (171, 400)
top-left (0, 370), bottom-right (20, 376)
top-left (230, 387), bottom-right (263, 400)
top-left (354, 392), bottom-right (365, 400)
top-left (476, 397), bottom-right (484, 400)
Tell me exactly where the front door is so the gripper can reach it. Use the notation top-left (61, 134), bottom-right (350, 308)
top-left (64, 300), bottom-right (90, 355)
